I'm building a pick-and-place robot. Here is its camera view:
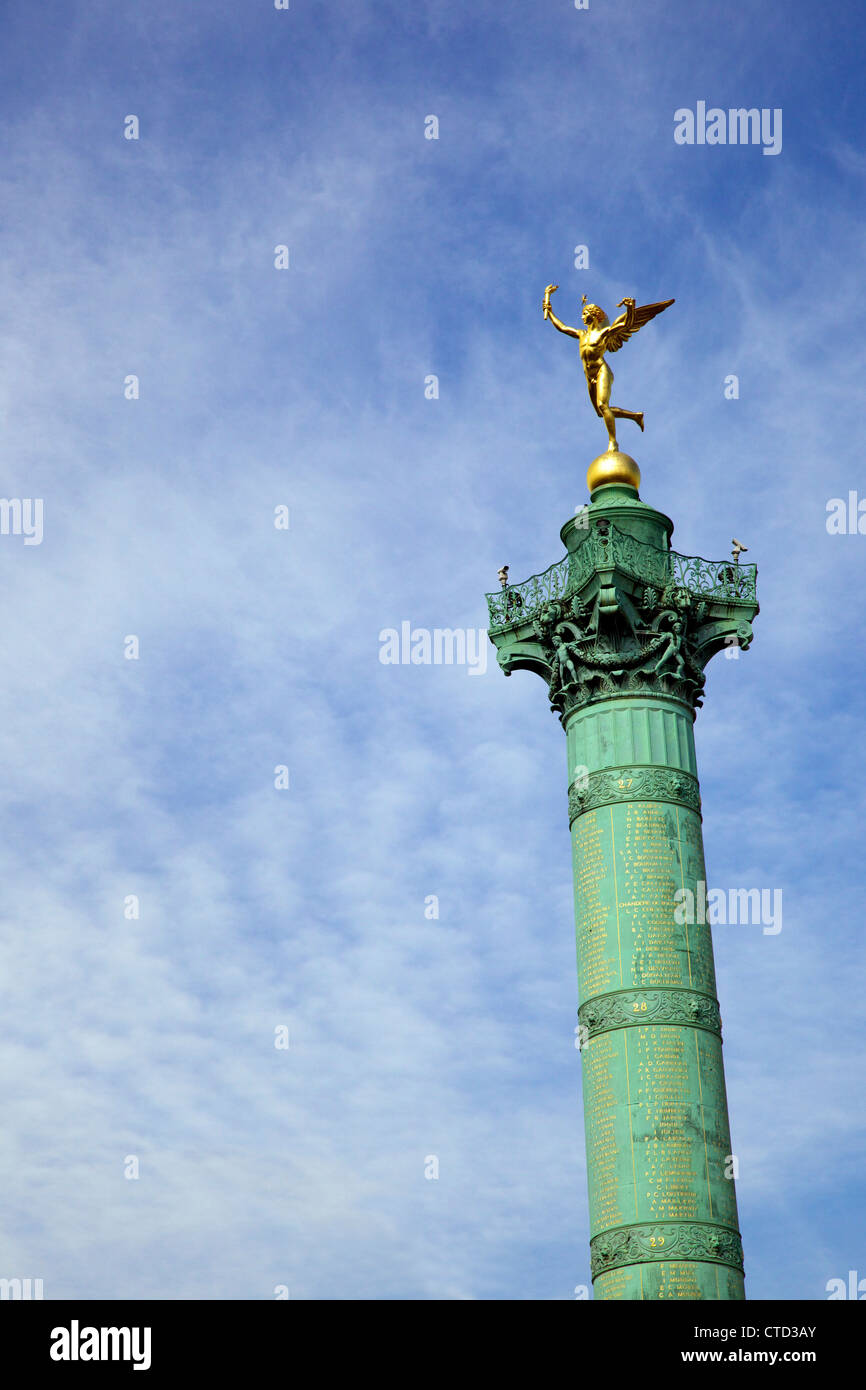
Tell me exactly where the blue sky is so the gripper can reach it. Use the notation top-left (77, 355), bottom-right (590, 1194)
top-left (0, 0), bottom-right (863, 1299)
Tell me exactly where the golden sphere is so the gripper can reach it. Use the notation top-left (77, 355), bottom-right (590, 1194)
top-left (586, 450), bottom-right (641, 494)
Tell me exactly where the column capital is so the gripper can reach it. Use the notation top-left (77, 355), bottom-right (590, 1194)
top-left (487, 500), bottom-right (758, 721)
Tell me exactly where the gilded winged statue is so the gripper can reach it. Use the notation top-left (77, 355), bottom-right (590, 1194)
top-left (543, 286), bottom-right (674, 452)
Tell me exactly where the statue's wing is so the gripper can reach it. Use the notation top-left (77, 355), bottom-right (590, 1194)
top-left (604, 298), bottom-right (675, 353)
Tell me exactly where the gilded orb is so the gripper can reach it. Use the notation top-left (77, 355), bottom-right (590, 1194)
top-left (586, 450), bottom-right (641, 494)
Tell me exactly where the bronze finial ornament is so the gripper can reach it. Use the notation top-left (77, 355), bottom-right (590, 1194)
top-left (543, 285), bottom-right (674, 453)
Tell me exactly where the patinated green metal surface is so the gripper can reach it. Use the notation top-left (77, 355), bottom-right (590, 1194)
top-left (487, 478), bottom-right (758, 1300)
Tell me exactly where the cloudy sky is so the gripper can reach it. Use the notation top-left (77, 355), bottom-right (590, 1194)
top-left (0, 0), bottom-right (863, 1300)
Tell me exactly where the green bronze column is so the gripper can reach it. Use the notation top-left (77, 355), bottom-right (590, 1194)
top-left (486, 447), bottom-right (758, 1301)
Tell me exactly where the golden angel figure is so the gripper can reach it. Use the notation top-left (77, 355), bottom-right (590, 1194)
top-left (543, 286), bottom-right (674, 451)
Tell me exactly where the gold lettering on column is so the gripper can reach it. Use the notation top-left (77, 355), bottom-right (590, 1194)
top-left (573, 809), bottom-right (618, 997)
top-left (633, 1026), bottom-right (701, 1221)
top-left (619, 803), bottom-right (686, 989)
top-left (582, 1032), bottom-right (626, 1233)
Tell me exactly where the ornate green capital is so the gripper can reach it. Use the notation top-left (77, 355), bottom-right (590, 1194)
top-left (486, 505), bottom-right (758, 722)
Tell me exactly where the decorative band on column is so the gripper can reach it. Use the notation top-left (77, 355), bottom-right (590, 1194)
top-left (590, 1220), bottom-right (744, 1279)
top-left (579, 987), bottom-right (722, 1040)
top-left (568, 764), bottom-right (701, 825)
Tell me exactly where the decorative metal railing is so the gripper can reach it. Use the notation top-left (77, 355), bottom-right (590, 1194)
top-left (485, 553), bottom-right (571, 630)
top-left (486, 523), bottom-right (757, 631)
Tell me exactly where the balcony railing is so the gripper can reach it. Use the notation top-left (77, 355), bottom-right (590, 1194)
top-left (486, 523), bottom-right (757, 632)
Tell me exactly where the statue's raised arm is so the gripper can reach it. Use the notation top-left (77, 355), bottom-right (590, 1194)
top-left (542, 284), bottom-right (583, 340)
